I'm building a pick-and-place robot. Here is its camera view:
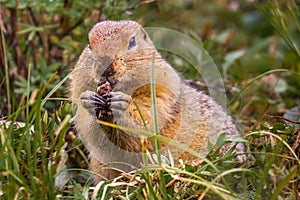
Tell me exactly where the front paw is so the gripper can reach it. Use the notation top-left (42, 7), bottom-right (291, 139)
top-left (80, 90), bottom-right (107, 116)
top-left (109, 91), bottom-right (132, 117)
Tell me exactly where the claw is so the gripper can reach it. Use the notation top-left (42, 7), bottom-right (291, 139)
top-left (90, 94), bottom-right (107, 105)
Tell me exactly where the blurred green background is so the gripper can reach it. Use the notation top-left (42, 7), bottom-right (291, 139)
top-left (0, 0), bottom-right (300, 199)
top-left (1, 0), bottom-right (299, 127)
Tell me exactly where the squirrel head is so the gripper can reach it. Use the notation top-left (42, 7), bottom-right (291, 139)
top-left (85, 20), bottom-right (162, 91)
top-left (81, 20), bottom-right (179, 96)
top-left (88, 20), bottom-right (155, 58)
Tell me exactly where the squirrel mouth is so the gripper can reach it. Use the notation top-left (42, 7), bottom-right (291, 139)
top-left (98, 61), bottom-right (118, 89)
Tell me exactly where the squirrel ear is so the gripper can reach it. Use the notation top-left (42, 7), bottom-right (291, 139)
top-left (128, 36), bottom-right (136, 49)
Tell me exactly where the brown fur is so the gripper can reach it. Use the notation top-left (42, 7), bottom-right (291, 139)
top-left (70, 20), bottom-right (245, 183)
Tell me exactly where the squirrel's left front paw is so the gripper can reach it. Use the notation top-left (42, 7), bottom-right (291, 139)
top-left (109, 91), bottom-right (132, 117)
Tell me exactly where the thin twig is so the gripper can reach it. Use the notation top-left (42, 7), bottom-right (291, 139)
top-left (0, 11), bottom-right (7, 33)
top-left (98, 0), bottom-right (108, 22)
top-left (9, 8), bottom-right (27, 77)
top-left (266, 115), bottom-right (300, 125)
top-left (60, 18), bottom-right (85, 38)
top-left (292, 128), bottom-right (299, 152)
top-left (27, 7), bottom-right (45, 50)
top-left (106, 0), bottom-right (157, 19)
top-left (0, 10), bottom-right (7, 71)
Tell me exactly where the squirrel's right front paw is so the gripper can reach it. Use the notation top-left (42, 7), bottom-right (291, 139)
top-left (80, 90), bottom-right (107, 116)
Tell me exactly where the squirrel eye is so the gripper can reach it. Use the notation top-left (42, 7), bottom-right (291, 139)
top-left (128, 36), bottom-right (136, 49)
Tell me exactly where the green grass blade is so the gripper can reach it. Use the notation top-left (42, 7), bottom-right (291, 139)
top-left (229, 69), bottom-right (291, 105)
top-left (1, 26), bottom-right (11, 115)
top-left (150, 53), bottom-right (161, 163)
top-left (270, 166), bottom-right (298, 200)
top-left (150, 52), bottom-right (167, 198)
top-left (41, 71), bottom-right (71, 107)
top-left (245, 131), bottom-right (300, 165)
top-left (254, 1), bottom-right (300, 59)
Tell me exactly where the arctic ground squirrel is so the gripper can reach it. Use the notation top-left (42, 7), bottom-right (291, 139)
top-left (70, 20), bottom-right (246, 182)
